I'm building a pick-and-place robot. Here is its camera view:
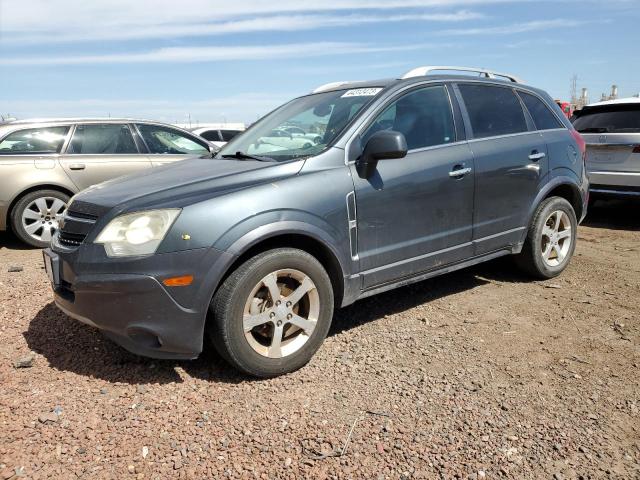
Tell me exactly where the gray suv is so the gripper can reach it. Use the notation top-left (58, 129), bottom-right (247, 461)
top-left (44, 66), bottom-right (589, 377)
top-left (0, 119), bottom-right (213, 247)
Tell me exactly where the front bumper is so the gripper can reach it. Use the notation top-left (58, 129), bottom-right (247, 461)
top-left (45, 243), bottom-right (234, 359)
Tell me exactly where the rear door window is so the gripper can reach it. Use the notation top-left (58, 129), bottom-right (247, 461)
top-left (0, 126), bottom-right (70, 154)
top-left (68, 124), bottom-right (138, 154)
top-left (519, 92), bottom-right (564, 131)
top-left (572, 104), bottom-right (640, 133)
top-left (137, 124), bottom-right (209, 154)
top-left (458, 84), bottom-right (528, 139)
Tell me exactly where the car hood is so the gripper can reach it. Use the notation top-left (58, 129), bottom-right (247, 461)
top-left (72, 157), bottom-right (304, 211)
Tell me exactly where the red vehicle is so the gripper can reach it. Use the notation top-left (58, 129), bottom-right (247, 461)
top-left (555, 100), bottom-right (573, 118)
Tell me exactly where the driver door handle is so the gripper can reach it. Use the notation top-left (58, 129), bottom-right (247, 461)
top-left (528, 151), bottom-right (546, 161)
top-left (449, 167), bottom-right (472, 178)
top-left (69, 163), bottom-right (86, 170)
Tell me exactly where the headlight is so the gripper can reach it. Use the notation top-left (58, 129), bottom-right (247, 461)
top-left (95, 209), bottom-right (180, 257)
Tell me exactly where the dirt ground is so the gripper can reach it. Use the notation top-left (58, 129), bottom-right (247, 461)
top-left (0, 199), bottom-right (638, 480)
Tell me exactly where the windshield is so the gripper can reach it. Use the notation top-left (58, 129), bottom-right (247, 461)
top-left (572, 104), bottom-right (640, 133)
top-left (218, 88), bottom-right (383, 161)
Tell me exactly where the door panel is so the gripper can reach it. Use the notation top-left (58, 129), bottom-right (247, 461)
top-left (60, 154), bottom-right (152, 190)
top-left (470, 132), bottom-right (548, 253)
top-left (60, 124), bottom-right (151, 190)
top-left (351, 143), bottom-right (475, 288)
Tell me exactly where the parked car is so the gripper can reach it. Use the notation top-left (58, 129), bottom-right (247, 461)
top-left (190, 124), bottom-right (245, 148)
top-left (571, 98), bottom-right (640, 198)
top-left (0, 119), bottom-right (214, 247)
top-left (44, 66), bottom-right (588, 377)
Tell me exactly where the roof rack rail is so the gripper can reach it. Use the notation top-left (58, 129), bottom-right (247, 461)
top-left (400, 66), bottom-right (523, 84)
top-left (311, 81), bottom-right (355, 93)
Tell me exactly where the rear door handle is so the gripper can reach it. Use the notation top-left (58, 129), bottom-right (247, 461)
top-left (69, 163), bottom-right (86, 170)
top-left (529, 151), bottom-right (546, 161)
top-left (449, 167), bottom-right (472, 178)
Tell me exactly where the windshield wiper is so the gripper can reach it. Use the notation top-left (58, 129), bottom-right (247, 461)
top-left (221, 151), bottom-right (277, 162)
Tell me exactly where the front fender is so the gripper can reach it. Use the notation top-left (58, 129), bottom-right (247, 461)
top-left (218, 213), bottom-right (352, 278)
top-left (190, 216), bottom-right (352, 316)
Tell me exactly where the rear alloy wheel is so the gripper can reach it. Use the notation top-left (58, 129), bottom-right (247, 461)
top-left (210, 248), bottom-right (334, 377)
top-left (540, 210), bottom-right (573, 267)
top-left (515, 196), bottom-right (577, 279)
top-left (11, 190), bottom-right (69, 248)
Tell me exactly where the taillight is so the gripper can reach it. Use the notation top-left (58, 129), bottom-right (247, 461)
top-left (633, 145), bottom-right (640, 154)
top-left (570, 129), bottom-right (587, 162)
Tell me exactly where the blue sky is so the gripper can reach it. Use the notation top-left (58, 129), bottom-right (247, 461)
top-left (1, 0), bottom-right (638, 124)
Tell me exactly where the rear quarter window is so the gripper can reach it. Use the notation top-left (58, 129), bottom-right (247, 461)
top-left (519, 92), bottom-right (564, 131)
top-left (0, 126), bottom-right (70, 154)
top-left (458, 84), bottom-right (528, 139)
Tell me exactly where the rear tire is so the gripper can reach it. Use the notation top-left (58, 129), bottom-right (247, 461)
top-left (514, 196), bottom-right (577, 279)
top-left (209, 248), bottom-right (334, 377)
top-left (11, 190), bottom-right (69, 248)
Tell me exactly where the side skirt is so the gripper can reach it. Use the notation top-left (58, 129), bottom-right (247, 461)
top-left (355, 248), bottom-right (512, 302)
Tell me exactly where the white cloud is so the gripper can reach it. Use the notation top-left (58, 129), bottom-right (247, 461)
top-left (0, 0), bottom-right (530, 43)
top-left (438, 19), bottom-right (590, 35)
top-left (3, 41), bottom-right (442, 66)
top-left (2, 11), bottom-right (484, 44)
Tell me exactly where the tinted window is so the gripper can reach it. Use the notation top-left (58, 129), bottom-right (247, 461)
top-left (362, 85), bottom-right (455, 150)
top-left (137, 124), bottom-right (209, 155)
top-left (520, 92), bottom-right (563, 130)
top-left (200, 130), bottom-right (221, 142)
top-left (220, 130), bottom-right (241, 141)
top-left (0, 126), bottom-right (69, 154)
top-left (459, 84), bottom-right (528, 139)
top-left (572, 104), bottom-right (640, 133)
top-left (69, 124), bottom-right (138, 154)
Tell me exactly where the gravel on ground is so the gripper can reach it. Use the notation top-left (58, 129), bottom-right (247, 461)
top-left (0, 199), bottom-right (639, 479)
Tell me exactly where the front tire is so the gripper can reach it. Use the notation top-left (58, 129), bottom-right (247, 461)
top-left (514, 196), bottom-right (577, 279)
top-left (11, 189), bottom-right (69, 248)
top-left (209, 248), bottom-right (334, 377)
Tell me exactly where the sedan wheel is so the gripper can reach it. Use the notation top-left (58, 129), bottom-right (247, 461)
top-left (11, 189), bottom-right (70, 248)
top-left (21, 196), bottom-right (67, 244)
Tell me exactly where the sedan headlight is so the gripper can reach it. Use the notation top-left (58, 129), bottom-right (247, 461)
top-left (95, 209), bottom-right (180, 257)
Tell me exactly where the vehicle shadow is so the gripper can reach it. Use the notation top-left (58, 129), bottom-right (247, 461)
top-left (25, 303), bottom-right (248, 385)
top-left (0, 231), bottom-right (35, 251)
top-left (25, 257), bottom-right (528, 384)
top-left (583, 197), bottom-right (640, 231)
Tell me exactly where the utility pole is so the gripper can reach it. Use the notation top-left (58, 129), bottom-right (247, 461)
top-left (570, 74), bottom-right (578, 105)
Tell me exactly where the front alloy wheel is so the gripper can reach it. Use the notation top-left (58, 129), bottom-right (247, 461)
top-left (243, 269), bottom-right (319, 359)
top-left (210, 248), bottom-right (334, 377)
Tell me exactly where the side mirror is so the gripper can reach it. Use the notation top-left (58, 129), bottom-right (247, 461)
top-left (356, 130), bottom-right (408, 178)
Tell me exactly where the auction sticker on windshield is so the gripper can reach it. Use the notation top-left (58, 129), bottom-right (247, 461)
top-left (341, 88), bottom-right (383, 98)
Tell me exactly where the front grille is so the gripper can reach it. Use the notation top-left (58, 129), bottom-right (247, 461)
top-left (58, 231), bottom-right (88, 247)
top-left (58, 208), bottom-right (100, 249)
